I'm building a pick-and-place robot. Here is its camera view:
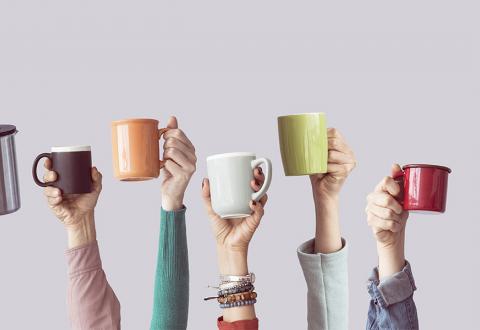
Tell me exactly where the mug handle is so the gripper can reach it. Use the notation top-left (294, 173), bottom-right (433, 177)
top-left (251, 158), bottom-right (272, 202)
top-left (393, 172), bottom-right (405, 206)
top-left (32, 153), bottom-right (53, 187)
top-left (158, 127), bottom-right (170, 169)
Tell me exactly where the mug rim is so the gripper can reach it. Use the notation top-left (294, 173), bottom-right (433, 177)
top-left (207, 152), bottom-right (256, 161)
top-left (51, 145), bottom-right (91, 153)
top-left (277, 112), bottom-right (326, 119)
top-left (403, 164), bottom-right (452, 173)
top-left (112, 118), bottom-right (159, 125)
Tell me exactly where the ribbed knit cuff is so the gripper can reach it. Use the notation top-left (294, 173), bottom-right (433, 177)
top-left (217, 317), bottom-right (259, 330)
top-left (160, 207), bottom-right (188, 279)
top-left (65, 241), bottom-right (102, 278)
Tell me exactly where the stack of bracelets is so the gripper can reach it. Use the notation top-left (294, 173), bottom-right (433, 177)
top-left (204, 272), bottom-right (257, 309)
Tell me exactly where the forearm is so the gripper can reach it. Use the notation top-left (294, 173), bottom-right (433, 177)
top-left (151, 208), bottom-right (189, 330)
top-left (313, 193), bottom-right (342, 254)
top-left (377, 232), bottom-right (406, 279)
top-left (66, 211), bottom-right (96, 249)
top-left (217, 248), bottom-right (256, 322)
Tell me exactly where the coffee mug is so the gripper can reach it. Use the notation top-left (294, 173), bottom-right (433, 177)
top-left (207, 152), bottom-right (272, 219)
top-left (32, 145), bottom-right (93, 194)
top-left (278, 113), bottom-right (328, 176)
top-left (112, 118), bottom-right (168, 181)
top-left (394, 164), bottom-right (452, 213)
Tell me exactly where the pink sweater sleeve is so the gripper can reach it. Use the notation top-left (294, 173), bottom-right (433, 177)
top-left (66, 241), bottom-right (121, 330)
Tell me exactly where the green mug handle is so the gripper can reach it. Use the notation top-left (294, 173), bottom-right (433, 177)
top-left (251, 158), bottom-right (272, 202)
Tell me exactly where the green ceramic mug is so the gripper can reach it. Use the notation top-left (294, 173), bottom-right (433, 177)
top-left (277, 113), bottom-right (328, 176)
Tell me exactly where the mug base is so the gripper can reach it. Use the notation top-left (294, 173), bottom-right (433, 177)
top-left (0, 206), bottom-right (21, 216)
top-left (407, 209), bottom-right (445, 215)
top-left (284, 170), bottom-right (327, 176)
top-left (118, 176), bottom-right (156, 182)
top-left (220, 213), bottom-right (252, 219)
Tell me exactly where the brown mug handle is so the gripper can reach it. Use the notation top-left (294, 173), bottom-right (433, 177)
top-left (158, 127), bottom-right (170, 169)
top-left (32, 153), bottom-right (53, 187)
top-left (393, 172), bottom-right (405, 206)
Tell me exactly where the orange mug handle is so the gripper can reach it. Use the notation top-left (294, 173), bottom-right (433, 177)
top-left (158, 127), bottom-right (170, 169)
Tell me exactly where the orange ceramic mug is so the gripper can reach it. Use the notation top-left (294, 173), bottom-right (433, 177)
top-left (112, 118), bottom-right (169, 181)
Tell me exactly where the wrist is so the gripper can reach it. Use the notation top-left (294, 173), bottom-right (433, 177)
top-left (217, 246), bottom-right (249, 275)
top-left (377, 240), bottom-right (405, 279)
top-left (66, 213), bottom-right (96, 249)
top-left (161, 195), bottom-right (184, 211)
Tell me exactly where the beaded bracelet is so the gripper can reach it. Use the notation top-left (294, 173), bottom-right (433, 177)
top-left (218, 283), bottom-right (254, 297)
top-left (218, 291), bottom-right (257, 304)
top-left (220, 299), bottom-right (257, 309)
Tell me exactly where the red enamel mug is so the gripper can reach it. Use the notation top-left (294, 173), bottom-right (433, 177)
top-left (394, 164), bottom-right (452, 213)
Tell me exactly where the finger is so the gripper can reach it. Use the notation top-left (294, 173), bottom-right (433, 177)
top-left (47, 196), bottom-right (62, 207)
top-left (201, 178), bottom-right (218, 219)
top-left (43, 158), bottom-right (52, 170)
top-left (253, 167), bottom-right (265, 185)
top-left (163, 137), bottom-right (197, 163)
top-left (391, 163), bottom-right (403, 178)
top-left (366, 204), bottom-right (403, 222)
top-left (258, 194), bottom-right (268, 207)
top-left (327, 127), bottom-right (343, 139)
top-left (163, 159), bottom-right (183, 177)
top-left (166, 116), bottom-right (178, 129)
top-left (43, 170), bottom-right (57, 183)
top-left (163, 148), bottom-right (196, 174)
top-left (245, 200), bottom-right (265, 231)
top-left (327, 150), bottom-right (355, 165)
top-left (164, 128), bottom-right (195, 151)
top-left (326, 163), bottom-right (356, 176)
top-left (367, 191), bottom-right (403, 215)
top-left (44, 186), bottom-right (61, 198)
top-left (367, 213), bottom-right (404, 233)
top-left (91, 167), bottom-right (103, 192)
top-left (374, 176), bottom-right (401, 196)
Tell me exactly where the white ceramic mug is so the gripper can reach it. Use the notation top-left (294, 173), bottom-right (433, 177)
top-left (207, 152), bottom-right (272, 219)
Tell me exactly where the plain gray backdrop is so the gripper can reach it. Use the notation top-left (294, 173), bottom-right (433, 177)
top-left (1, 1), bottom-right (478, 329)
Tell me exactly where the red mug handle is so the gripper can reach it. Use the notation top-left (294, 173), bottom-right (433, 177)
top-left (32, 153), bottom-right (53, 187)
top-left (393, 172), bottom-right (405, 206)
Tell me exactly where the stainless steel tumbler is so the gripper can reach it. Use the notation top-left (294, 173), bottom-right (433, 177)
top-left (0, 125), bottom-right (20, 215)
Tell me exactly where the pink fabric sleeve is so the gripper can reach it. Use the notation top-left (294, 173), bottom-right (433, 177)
top-left (217, 317), bottom-right (259, 330)
top-left (66, 241), bottom-right (121, 330)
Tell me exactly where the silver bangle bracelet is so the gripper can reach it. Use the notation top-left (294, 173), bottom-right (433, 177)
top-left (219, 272), bottom-right (255, 284)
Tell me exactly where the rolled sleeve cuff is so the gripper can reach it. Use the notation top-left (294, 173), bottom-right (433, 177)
top-left (217, 317), bottom-right (259, 330)
top-left (65, 241), bottom-right (102, 278)
top-left (367, 261), bottom-right (416, 308)
top-left (297, 238), bottom-right (348, 267)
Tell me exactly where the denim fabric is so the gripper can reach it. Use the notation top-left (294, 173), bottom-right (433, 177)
top-left (366, 261), bottom-right (419, 330)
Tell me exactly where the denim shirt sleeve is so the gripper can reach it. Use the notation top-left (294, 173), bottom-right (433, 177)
top-left (366, 261), bottom-right (419, 330)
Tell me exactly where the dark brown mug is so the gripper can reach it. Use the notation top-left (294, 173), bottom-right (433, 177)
top-left (32, 146), bottom-right (93, 194)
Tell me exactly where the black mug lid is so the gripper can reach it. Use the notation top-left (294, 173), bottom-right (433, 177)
top-left (0, 125), bottom-right (16, 137)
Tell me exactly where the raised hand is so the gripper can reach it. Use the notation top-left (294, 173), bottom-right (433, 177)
top-left (310, 128), bottom-right (356, 199)
top-left (202, 168), bottom-right (267, 254)
top-left (366, 164), bottom-right (409, 278)
top-left (43, 159), bottom-right (102, 248)
top-left (161, 116), bottom-right (197, 211)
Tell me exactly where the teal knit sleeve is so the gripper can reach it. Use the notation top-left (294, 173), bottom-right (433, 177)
top-left (150, 207), bottom-right (189, 330)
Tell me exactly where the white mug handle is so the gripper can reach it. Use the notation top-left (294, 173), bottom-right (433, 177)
top-left (251, 158), bottom-right (272, 202)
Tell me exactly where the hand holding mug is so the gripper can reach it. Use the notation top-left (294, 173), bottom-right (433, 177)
top-left (43, 159), bottom-right (102, 248)
top-left (366, 164), bottom-right (409, 278)
top-left (202, 168), bottom-right (268, 254)
top-left (310, 128), bottom-right (356, 199)
top-left (160, 116), bottom-right (197, 211)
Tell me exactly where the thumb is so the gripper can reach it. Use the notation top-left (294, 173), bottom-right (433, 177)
top-left (91, 167), bottom-right (103, 192)
top-left (201, 178), bottom-right (217, 218)
top-left (391, 163), bottom-right (403, 178)
top-left (167, 116), bottom-right (178, 129)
